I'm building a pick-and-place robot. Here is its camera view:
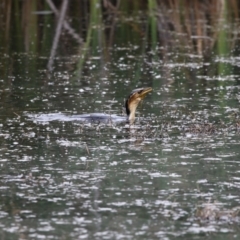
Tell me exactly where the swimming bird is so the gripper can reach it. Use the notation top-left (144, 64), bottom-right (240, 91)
top-left (29, 87), bottom-right (152, 124)
top-left (76, 87), bottom-right (152, 124)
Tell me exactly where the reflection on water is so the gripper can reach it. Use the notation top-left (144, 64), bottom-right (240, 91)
top-left (0, 1), bottom-right (240, 239)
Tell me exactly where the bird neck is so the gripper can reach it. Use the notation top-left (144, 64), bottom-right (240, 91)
top-left (125, 98), bottom-right (139, 124)
top-left (128, 111), bottom-right (136, 124)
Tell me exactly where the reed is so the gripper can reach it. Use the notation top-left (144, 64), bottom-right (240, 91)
top-left (75, 0), bottom-right (106, 78)
top-left (0, 0), bottom-right (239, 78)
top-left (1, 1), bottom-right (238, 52)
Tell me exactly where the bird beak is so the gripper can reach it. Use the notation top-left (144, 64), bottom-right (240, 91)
top-left (138, 87), bottom-right (152, 99)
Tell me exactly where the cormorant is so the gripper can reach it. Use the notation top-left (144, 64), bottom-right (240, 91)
top-left (29, 87), bottom-right (152, 124)
top-left (76, 87), bottom-right (152, 124)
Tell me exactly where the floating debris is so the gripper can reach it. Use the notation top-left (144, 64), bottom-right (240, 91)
top-left (196, 202), bottom-right (240, 222)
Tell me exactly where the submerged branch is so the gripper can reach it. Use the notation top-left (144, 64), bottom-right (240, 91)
top-left (47, 0), bottom-right (68, 71)
top-left (46, 0), bottom-right (83, 44)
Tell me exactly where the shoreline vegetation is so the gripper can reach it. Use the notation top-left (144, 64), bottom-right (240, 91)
top-left (0, 0), bottom-right (239, 125)
top-left (0, 0), bottom-right (239, 57)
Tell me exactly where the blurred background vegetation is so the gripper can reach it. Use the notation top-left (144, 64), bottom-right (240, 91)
top-left (0, 0), bottom-right (239, 111)
top-left (0, 0), bottom-right (239, 57)
top-left (0, 0), bottom-right (240, 101)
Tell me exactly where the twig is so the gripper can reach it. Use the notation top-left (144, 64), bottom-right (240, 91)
top-left (46, 0), bottom-right (83, 44)
top-left (85, 144), bottom-right (90, 155)
top-left (47, 0), bottom-right (69, 71)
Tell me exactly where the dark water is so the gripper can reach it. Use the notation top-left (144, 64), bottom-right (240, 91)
top-left (1, 2), bottom-right (240, 239)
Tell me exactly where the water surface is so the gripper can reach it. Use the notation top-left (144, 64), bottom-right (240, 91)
top-left (0, 1), bottom-right (240, 239)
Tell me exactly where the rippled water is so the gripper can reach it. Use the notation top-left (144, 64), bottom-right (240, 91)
top-left (1, 4), bottom-right (240, 240)
top-left (1, 62), bottom-right (240, 239)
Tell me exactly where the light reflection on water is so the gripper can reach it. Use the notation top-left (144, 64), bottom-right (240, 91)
top-left (1, 12), bottom-right (240, 240)
top-left (0, 109), bottom-right (240, 239)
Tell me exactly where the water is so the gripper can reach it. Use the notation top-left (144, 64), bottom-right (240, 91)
top-left (1, 1), bottom-right (240, 239)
